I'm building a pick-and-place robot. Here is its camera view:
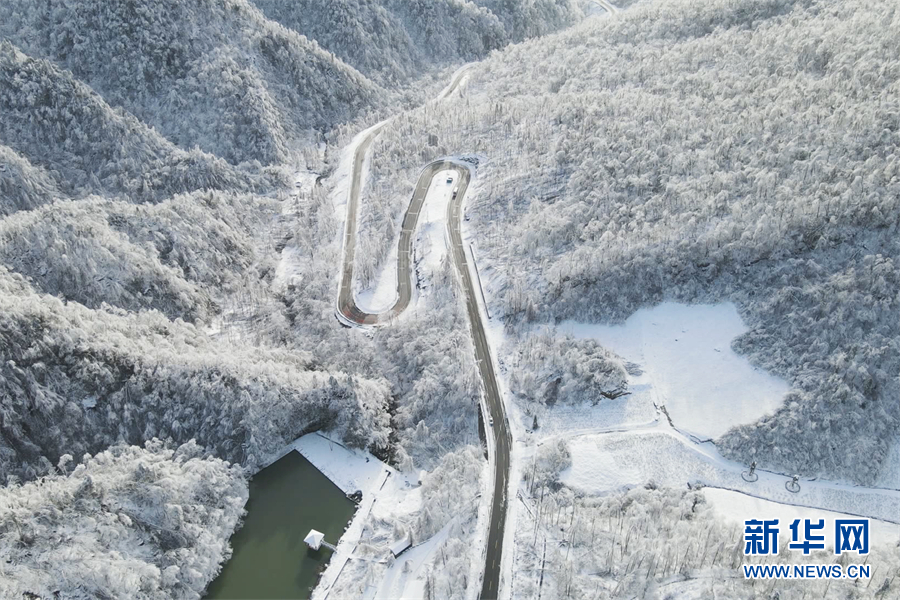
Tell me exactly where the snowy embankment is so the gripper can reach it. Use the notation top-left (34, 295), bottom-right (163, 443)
top-left (291, 432), bottom-right (388, 495)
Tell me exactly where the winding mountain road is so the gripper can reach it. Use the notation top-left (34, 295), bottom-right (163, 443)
top-left (334, 66), bottom-right (511, 599)
top-left (336, 66), bottom-right (472, 325)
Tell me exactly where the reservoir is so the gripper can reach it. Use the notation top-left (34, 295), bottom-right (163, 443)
top-left (205, 450), bottom-right (356, 599)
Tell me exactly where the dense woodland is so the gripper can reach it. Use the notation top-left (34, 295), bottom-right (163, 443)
top-left (1, 0), bottom-right (897, 596)
top-left (0, 0), bottom-right (582, 594)
top-left (358, 0), bottom-right (900, 486)
top-left (0, 441), bottom-right (248, 599)
top-left (255, 0), bottom-right (581, 84)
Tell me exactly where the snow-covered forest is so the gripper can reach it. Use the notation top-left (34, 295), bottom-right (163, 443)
top-left (254, 0), bottom-right (582, 85)
top-left (2, 0), bottom-right (898, 596)
top-left (0, 440), bottom-right (248, 599)
top-left (0, 0), bottom-right (590, 593)
top-left (355, 0), bottom-right (900, 486)
top-left (517, 475), bottom-right (900, 598)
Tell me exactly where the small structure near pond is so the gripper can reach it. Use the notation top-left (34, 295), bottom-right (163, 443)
top-left (304, 529), bottom-right (336, 552)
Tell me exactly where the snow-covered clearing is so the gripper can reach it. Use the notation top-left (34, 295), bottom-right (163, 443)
top-left (415, 170), bottom-right (456, 279)
top-left (291, 432), bottom-right (388, 496)
top-left (560, 302), bottom-right (789, 439)
top-left (561, 430), bottom-right (900, 523)
top-left (272, 169), bottom-right (320, 292)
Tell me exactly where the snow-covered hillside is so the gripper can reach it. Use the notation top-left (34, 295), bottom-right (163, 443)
top-left (0, 0), bottom-right (376, 166)
top-left (356, 0), bottom-right (900, 485)
top-left (0, 441), bottom-right (248, 600)
top-left (254, 0), bottom-right (582, 84)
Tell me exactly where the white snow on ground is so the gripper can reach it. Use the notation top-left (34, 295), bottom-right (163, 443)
top-left (704, 488), bottom-right (900, 549)
top-left (354, 169), bottom-right (457, 313)
top-left (355, 241), bottom-right (400, 313)
top-left (369, 519), bottom-right (456, 600)
top-left (292, 170), bottom-right (319, 195)
top-left (292, 432), bottom-right (387, 495)
top-left (560, 302), bottom-right (790, 440)
top-left (561, 430), bottom-right (900, 523)
top-left (273, 244), bottom-right (305, 290)
top-left (416, 170), bottom-right (456, 277)
top-left (525, 370), bottom-right (658, 438)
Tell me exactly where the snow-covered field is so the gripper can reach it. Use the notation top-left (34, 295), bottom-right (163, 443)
top-left (369, 518), bottom-right (456, 600)
top-left (560, 302), bottom-right (789, 439)
top-left (561, 430), bottom-right (900, 523)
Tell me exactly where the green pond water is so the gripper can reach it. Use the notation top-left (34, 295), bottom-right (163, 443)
top-left (205, 451), bottom-right (356, 600)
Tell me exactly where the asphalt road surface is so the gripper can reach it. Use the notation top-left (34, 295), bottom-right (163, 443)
top-left (336, 66), bottom-right (471, 325)
top-left (446, 172), bottom-right (512, 600)
top-left (335, 64), bottom-right (510, 599)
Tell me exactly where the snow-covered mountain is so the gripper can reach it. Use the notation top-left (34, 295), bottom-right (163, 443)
top-left (254, 0), bottom-right (582, 84)
top-left (0, 0), bottom-right (377, 165)
top-left (2, 0), bottom-right (898, 597)
top-left (356, 0), bottom-right (900, 486)
top-left (0, 42), bottom-right (274, 203)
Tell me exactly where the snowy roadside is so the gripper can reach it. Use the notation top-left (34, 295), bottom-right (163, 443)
top-left (454, 184), bottom-right (899, 593)
top-left (458, 172), bottom-right (520, 600)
